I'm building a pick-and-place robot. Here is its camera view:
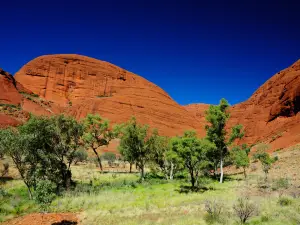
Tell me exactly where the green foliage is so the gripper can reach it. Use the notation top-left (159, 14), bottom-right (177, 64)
top-left (0, 103), bottom-right (20, 109)
top-left (170, 131), bottom-right (216, 187)
top-left (253, 144), bottom-right (277, 181)
top-left (82, 114), bottom-right (116, 171)
top-left (34, 180), bottom-right (56, 212)
top-left (205, 98), bottom-right (244, 183)
top-left (102, 152), bottom-right (117, 167)
top-left (118, 117), bottom-right (152, 180)
top-left (102, 152), bottom-right (116, 162)
top-left (0, 114), bottom-right (83, 198)
top-left (272, 178), bottom-right (290, 191)
top-left (278, 196), bottom-right (292, 206)
top-left (19, 91), bottom-right (39, 98)
top-left (73, 148), bottom-right (88, 165)
top-left (149, 133), bottom-right (183, 180)
top-left (231, 144), bottom-right (250, 179)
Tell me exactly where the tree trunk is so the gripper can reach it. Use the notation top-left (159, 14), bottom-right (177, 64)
top-left (195, 171), bottom-right (199, 187)
top-left (92, 148), bottom-right (103, 171)
top-left (25, 183), bottom-right (33, 199)
top-left (190, 170), bottom-right (195, 187)
top-left (264, 172), bottom-right (268, 182)
top-left (214, 162), bottom-right (218, 177)
top-left (129, 162), bottom-right (132, 173)
top-left (169, 162), bottom-right (174, 180)
top-left (140, 165), bottom-right (145, 180)
top-left (219, 153), bottom-right (224, 183)
top-left (243, 167), bottom-right (247, 179)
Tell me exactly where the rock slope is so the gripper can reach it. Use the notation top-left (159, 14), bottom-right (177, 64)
top-left (0, 68), bottom-right (59, 128)
top-left (14, 54), bottom-right (201, 136)
top-left (184, 60), bottom-right (300, 150)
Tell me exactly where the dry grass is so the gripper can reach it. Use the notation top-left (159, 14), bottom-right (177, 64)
top-left (1, 144), bottom-right (300, 224)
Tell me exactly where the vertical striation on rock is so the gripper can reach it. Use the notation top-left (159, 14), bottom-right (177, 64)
top-left (15, 54), bottom-right (202, 136)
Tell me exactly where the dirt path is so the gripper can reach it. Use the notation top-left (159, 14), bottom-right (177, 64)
top-left (1, 213), bottom-right (79, 225)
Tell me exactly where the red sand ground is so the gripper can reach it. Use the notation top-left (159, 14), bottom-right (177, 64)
top-left (1, 213), bottom-right (78, 225)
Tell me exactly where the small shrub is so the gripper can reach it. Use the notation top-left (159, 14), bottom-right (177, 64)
top-left (34, 180), bottom-right (56, 212)
top-left (102, 152), bottom-right (116, 166)
top-left (233, 197), bottom-right (257, 224)
top-left (73, 149), bottom-right (88, 165)
top-left (278, 196), bottom-right (292, 206)
top-left (272, 178), bottom-right (289, 193)
top-left (275, 148), bottom-right (283, 152)
top-left (260, 212), bottom-right (270, 222)
top-left (0, 187), bottom-right (10, 197)
top-left (204, 199), bottom-right (224, 223)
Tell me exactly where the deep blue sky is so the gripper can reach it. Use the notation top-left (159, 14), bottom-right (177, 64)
top-left (0, 0), bottom-right (299, 105)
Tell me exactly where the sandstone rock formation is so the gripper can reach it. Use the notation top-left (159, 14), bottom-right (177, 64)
top-left (0, 68), bottom-right (59, 127)
top-left (3, 54), bottom-right (299, 151)
top-left (0, 68), bottom-right (22, 105)
top-left (184, 60), bottom-right (300, 151)
top-left (15, 54), bottom-right (201, 136)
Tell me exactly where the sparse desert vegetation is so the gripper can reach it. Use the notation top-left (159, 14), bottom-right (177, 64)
top-left (0, 99), bottom-right (299, 225)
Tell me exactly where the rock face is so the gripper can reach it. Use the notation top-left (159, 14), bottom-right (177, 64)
top-left (0, 68), bottom-right (22, 105)
top-left (15, 54), bottom-right (201, 136)
top-left (0, 68), bottom-right (59, 127)
top-left (5, 54), bottom-right (300, 150)
top-left (184, 60), bottom-right (300, 150)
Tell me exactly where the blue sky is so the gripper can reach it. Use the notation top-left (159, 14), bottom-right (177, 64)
top-left (0, 0), bottom-right (299, 105)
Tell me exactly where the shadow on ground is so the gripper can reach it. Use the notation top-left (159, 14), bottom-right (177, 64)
top-left (176, 185), bottom-right (215, 194)
top-left (52, 220), bottom-right (77, 225)
top-left (0, 176), bottom-right (13, 184)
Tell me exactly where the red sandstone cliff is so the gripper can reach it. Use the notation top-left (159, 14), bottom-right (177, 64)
top-left (2, 55), bottom-right (299, 150)
top-left (184, 60), bottom-right (300, 150)
top-left (0, 68), bottom-right (60, 128)
top-left (14, 54), bottom-right (202, 136)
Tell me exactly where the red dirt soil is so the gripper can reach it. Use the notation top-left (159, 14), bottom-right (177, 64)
top-left (1, 213), bottom-right (78, 225)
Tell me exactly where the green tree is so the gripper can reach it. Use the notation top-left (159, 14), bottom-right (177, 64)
top-left (253, 143), bottom-right (277, 181)
top-left (118, 117), bottom-right (152, 180)
top-left (0, 115), bottom-right (83, 197)
top-left (149, 131), bottom-right (183, 180)
top-left (231, 144), bottom-right (250, 179)
top-left (205, 98), bottom-right (244, 183)
top-left (34, 180), bottom-right (56, 212)
top-left (82, 114), bottom-right (115, 171)
top-left (73, 148), bottom-right (88, 165)
top-left (52, 114), bottom-right (84, 188)
top-left (0, 128), bottom-right (34, 198)
top-left (170, 131), bottom-right (216, 187)
top-left (102, 152), bottom-right (117, 167)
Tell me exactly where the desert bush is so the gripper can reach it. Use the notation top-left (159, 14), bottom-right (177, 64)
top-left (204, 199), bottom-right (224, 223)
top-left (278, 196), bottom-right (292, 206)
top-left (73, 149), bottom-right (88, 165)
top-left (260, 212), bottom-right (270, 222)
top-left (102, 152), bottom-right (116, 166)
top-left (233, 197), bottom-right (257, 224)
top-left (272, 178), bottom-right (290, 195)
top-left (34, 180), bottom-right (56, 212)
